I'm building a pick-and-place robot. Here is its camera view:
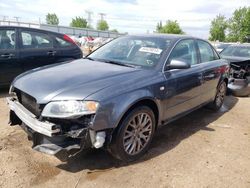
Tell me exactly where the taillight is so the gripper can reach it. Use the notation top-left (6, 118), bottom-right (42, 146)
top-left (63, 34), bottom-right (76, 45)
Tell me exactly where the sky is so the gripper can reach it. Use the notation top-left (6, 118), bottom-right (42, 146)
top-left (0, 0), bottom-right (249, 38)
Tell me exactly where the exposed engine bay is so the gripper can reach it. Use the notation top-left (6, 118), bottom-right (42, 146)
top-left (230, 60), bottom-right (250, 79)
top-left (228, 60), bottom-right (250, 97)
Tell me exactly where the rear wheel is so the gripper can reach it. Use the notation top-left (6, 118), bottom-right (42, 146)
top-left (208, 81), bottom-right (227, 111)
top-left (109, 106), bottom-right (156, 162)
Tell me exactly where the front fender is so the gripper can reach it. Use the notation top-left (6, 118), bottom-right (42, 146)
top-left (89, 89), bottom-right (161, 131)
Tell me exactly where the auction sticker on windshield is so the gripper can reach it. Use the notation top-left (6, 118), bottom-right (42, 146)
top-left (139, 47), bottom-right (163, 55)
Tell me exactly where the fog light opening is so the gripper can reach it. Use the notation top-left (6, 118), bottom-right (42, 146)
top-left (94, 131), bottom-right (106, 148)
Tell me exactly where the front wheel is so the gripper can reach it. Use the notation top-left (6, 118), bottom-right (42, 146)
top-left (208, 81), bottom-right (227, 111)
top-left (109, 106), bottom-right (156, 162)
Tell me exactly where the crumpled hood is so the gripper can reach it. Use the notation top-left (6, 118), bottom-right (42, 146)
top-left (221, 55), bottom-right (250, 63)
top-left (13, 59), bottom-right (140, 103)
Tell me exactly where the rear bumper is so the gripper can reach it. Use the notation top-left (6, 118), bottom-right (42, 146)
top-left (6, 97), bottom-right (93, 161)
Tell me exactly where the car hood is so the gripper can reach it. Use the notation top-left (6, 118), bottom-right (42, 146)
top-left (13, 59), bottom-right (141, 103)
top-left (221, 55), bottom-right (250, 63)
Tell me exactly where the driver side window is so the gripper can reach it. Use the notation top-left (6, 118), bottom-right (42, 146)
top-left (168, 39), bottom-right (198, 66)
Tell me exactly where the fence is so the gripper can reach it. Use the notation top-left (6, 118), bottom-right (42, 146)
top-left (0, 20), bottom-right (124, 38)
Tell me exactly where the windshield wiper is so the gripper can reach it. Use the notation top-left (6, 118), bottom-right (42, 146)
top-left (99, 59), bottom-right (138, 68)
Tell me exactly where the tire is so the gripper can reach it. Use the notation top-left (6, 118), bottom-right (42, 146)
top-left (208, 81), bottom-right (227, 111)
top-left (109, 106), bottom-right (156, 162)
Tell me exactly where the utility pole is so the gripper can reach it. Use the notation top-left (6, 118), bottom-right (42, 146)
top-left (85, 10), bottom-right (93, 27)
top-left (14, 16), bottom-right (20, 22)
top-left (99, 13), bottom-right (106, 21)
top-left (3, 16), bottom-right (8, 21)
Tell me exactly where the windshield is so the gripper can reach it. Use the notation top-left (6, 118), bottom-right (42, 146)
top-left (220, 46), bottom-right (250, 58)
top-left (88, 36), bottom-right (172, 68)
top-left (217, 43), bottom-right (230, 49)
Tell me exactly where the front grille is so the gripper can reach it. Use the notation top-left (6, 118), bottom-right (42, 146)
top-left (15, 89), bottom-right (43, 117)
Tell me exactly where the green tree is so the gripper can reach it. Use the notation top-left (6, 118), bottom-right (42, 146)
top-left (156, 21), bottom-right (163, 32)
top-left (110, 29), bottom-right (118, 33)
top-left (70, 17), bottom-right (88, 28)
top-left (227, 7), bottom-right (250, 42)
top-left (157, 20), bottom-right (184, 34)
top-left (209, 14), bottom-right (227, 42)
top-left (46, 13), bottom-right (59, 25)
top-left (97, 20), bottom-right (109, 31)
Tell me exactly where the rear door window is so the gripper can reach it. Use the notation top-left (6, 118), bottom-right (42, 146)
top-left (197, 40), bottom-right (219, 63)
top-left (0, 29), bottom-right (16, 50)
top-left (21, 31), bottom-right (53, 49)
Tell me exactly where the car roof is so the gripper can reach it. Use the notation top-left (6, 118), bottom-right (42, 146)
top-left (0, 25), bottom-right (62, 35)
top-left (127, 33), bottom-right (201, 40)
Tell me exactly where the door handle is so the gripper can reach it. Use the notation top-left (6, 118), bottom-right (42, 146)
top-left (47, 51), bottom-right (57, 56)
top-left (1, 54), bottom-right (14, 58)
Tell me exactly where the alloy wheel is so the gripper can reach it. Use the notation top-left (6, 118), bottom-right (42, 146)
top-left (123, 112), bottom-right (153, 155)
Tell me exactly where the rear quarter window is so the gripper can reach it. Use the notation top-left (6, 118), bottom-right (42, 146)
top-left (55, 37), bottom-right (72, 47)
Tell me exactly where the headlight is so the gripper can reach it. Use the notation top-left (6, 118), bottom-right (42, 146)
top-left (41, 100), bottom-right (99, 118)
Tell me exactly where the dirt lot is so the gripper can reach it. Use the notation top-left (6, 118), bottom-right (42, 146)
top-left (0, 89), bottom-right (249, 188)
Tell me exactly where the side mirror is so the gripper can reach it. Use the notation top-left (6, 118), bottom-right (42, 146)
top-left (167, 59), bottom-right (191, 70)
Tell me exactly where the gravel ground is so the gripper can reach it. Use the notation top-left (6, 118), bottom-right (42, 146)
top-left (0, 89), bottom-right (249, 188)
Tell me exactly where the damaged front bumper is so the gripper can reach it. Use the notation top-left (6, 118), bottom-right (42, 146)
top-left (228, 78), bottom-right (250, 97)
top-left (6, 97), bottom-right (105, 161)
top-left (7, 97), bottom-right (60, 137)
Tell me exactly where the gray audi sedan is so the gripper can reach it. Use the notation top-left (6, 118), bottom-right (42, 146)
top-left (7, 34), bottom-right (229, 162)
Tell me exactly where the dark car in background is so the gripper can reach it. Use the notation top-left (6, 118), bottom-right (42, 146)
top-left (7, 34), bottom-right (229, 162)
top-left (215, 43), bottom-right (231, 53)
top-left (220, 44), bottom-right (250, 96)
top-left (0, 26), bottom-right (83, 87)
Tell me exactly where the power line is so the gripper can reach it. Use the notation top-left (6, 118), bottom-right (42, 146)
top-left (105, 16), bottom-right (211, 22)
